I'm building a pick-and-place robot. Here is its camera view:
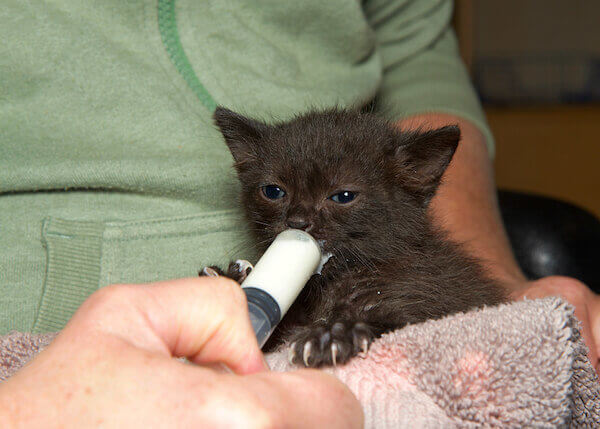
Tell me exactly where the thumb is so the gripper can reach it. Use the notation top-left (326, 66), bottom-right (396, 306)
top-left (71, 277), bottom-right (267, 374)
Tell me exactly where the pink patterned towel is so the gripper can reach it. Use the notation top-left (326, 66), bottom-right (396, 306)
top-left (2, 298), bottom-right (599, 427)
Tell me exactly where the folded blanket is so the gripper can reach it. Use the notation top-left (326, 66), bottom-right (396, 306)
top-left (2, 298), bottom-right (599, 427)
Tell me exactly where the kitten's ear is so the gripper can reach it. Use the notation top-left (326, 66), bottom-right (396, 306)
top-left (213, 107), bottom-right (266, 165)
top-left (393, 125), bottom-right (460, 205)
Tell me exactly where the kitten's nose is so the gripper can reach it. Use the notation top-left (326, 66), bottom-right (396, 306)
top-left (286, 217), bottom-right (312, 231)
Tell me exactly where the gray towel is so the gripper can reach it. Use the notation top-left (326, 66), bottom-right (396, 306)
top-left (2, 298), bottom-right (599, 427)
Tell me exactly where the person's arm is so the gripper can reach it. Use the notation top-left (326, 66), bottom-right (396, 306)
top-left (399, 113), bottom-right (523, 285)
top-left (364, 0), bottom-right (600, 372)
top-left (399, 112), bottom-right (600, 374)
top-left (365, 0), bottom-right (518, 279)
top-left (0, 278), bottom-right (362, 428)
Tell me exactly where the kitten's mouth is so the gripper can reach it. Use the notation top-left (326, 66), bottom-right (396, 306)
top-left (316, 239), bottom-right (334, 275)
top-left (317, 239), bottom-right (330, 254)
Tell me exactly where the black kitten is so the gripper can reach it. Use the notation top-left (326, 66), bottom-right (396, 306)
top-left (205, 107), bottom-right (506, 367)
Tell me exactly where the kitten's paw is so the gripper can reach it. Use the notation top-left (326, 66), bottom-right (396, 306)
top-left (228, 259), bottom-right (253, 284)
top-left (198, 260), bottom-right (253, 284)
top-left (288, 321), bottom-right (374, 368)
top-left (199, 266), bottom-right (225, 277)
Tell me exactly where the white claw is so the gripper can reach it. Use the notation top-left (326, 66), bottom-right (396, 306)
top-left (202, 267), bottom-right (219, 277)
top-left (288, 342), bottom-right (297, 365)
top-left (358, 338), bottom-right (369, 358)
top-left (303, 341), bottom-right (313, 367)
top-left (235, 259), bottom-right (253, 273)
top-left (331, 343), bottom-right (339, 367)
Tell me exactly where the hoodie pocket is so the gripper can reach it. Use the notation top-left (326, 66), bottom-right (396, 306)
top-left (33, 210), bottom-right (256, 333)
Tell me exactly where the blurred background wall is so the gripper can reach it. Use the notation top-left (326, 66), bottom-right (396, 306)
top-left (454, 0), bottom-right (600, 217)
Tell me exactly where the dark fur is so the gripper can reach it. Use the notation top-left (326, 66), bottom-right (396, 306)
top-left (210, 107), bottom-right (507, 367)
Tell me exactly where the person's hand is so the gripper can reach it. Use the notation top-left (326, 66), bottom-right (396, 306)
top-left (0, 278), bottom-right (363, 428)
top-left (511, 276), bottom-right (600, 374)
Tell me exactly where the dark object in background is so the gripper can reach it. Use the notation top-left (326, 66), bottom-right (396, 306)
top-left (466, 0), bottom-right (600, 105)
top-left (499, 190), bottom-right (600, 293)
top-left (475, 56), bottom-right (600, 105)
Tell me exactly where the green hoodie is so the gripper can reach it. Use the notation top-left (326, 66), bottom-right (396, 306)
top-left (0, 0), bottom-right (491, 333)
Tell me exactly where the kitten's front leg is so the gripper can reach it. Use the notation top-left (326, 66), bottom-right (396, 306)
top-left (288, 313), bottom-right (377, 368)
top-left (199, 259), bottom-right (253, 284)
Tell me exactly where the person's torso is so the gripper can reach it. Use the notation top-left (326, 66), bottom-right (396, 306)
top-left (0, 0), bottom-right (384, 332)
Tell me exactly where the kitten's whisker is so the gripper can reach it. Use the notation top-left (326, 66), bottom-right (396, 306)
top-left (222, 232), bottom-right (274, 262)
top-left (347, 244), bottom-right (379, 275)
top-left (225, 238), bottom-right (258, 260)
top-left (333, 247), bottom-right (353, 277)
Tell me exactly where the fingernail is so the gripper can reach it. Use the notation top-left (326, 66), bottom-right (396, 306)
top-left (262, 355), bottom-right (271, 371)
top-left (208, 362), bottom-right (234, 374)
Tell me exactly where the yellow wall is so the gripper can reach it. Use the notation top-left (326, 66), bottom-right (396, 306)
top-left (488, 105), bottom-right (600, 218)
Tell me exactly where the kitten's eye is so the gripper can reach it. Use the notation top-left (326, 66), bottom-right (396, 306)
top-left (329, 191), bottom-right (356, 204)
top-left (261, 185), bottom-right (286, 200)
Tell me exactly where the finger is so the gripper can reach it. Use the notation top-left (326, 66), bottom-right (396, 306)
top-left (588, 292), bottom-right (600, 367)
top-left (73, 277), bottom-right (267, 375)
top-left (518, 276), bottom-right (599, 370)
top-left (210, 369), bottom-right (363, 429)
top-left (572, 303), bottom-right (598, 369)
top-left (149, 277), bottom-right (267, 374)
